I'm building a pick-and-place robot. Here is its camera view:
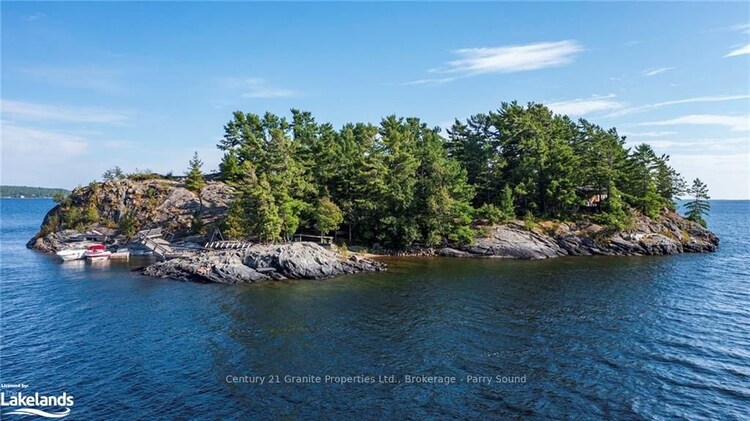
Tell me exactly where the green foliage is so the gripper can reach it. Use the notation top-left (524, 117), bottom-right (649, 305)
top-left (223, 200), bottom-right (248, 240)
top-left (40, 214), bottom-right (60, 235)
top-left (212, 105), bottom-right (705, 249)
top-left (499, 185), bottom-right (515, 219)
top-left (185, 151), bottom-right (205, 194)
top-left (118, 212), bottom-right (138, 237)
top-left (315, 197), bottom-right (343, 239)
top-left (218, 150), bottom-right (243, 182)
top-left (63, 207), bottom-right (84, 231)
top-left (52, 191), bottom-right (69, 205)
top-left (102, 166), bottom-right (125, 181)
top-left (685, 178), bottom-right (710, 227)
top-left (127, 169), bottom-right (161, 181)
top-left (84, 203), bottom-right (100, 225)
top-left (523, 211), bottom-right (537, 231)
top-left (475, 204), bottom-right (505, 224)
top-left (190, 211), bottom-right (205, 235)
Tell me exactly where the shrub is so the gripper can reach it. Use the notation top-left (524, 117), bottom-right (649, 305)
top-left (523, 211), bottom-right (537, 231)
top-left (118, 212), bottom-right (138, 237)
top-left (40, 214), bottom-right (60, 235)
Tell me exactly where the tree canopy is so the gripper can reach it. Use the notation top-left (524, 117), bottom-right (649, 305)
top-left (215, 102), bottom-right (705, 246)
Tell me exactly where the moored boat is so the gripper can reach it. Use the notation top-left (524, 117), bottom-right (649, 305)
top-left (56, 249), bottom-right (87, 261)
top-left (110, 248), bottom-right (130, 260)
top-left (84, 244), bottom-right (112, 261)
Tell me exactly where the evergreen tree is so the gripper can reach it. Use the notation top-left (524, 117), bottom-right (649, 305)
top-left (685, 178), bottom-right (710, 227)
top-left (499, 185), bottom-right (515, 220)
top-left (185, 151), bottom-right (205, 194)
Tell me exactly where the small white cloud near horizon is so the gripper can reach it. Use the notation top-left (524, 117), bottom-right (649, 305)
top-left (1, 99), bottom-right (130, 124)
top-left (404, 40), bottom-right (583, 85)
top-left (637, 114), bottom-right (750, 132)
top-left (643, 67), bottom-right (675, 77)
top-left (725, 43), bottom-right (750, 57)
top-left (546, 94), bottom-right (625, 116)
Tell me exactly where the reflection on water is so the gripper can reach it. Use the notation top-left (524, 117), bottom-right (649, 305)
top-left (1, 199), bottom-right (749, 419)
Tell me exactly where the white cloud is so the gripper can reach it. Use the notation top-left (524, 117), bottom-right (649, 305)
top-left (643, 67), bottom-right (675, 77)
top-left (725, 43), bottom-right (750, 57)
top-left (640, 137), bottom-right (748, 153)
top-left (401, 77), bottom-right (456, 86)
top-left (435, 41), bottom-right (583, 75)
top-left (1, 122), bottom-right (88, 155)
top-left (404, 40), bottom-right (583, 85)
top-left (605, 94), bottom-right (750, 118)
top-left (546, 94), bottom-right (625, 116)
top-left (728, 23), bottom-right (750, 34)
top-left (1, 99), bottom-right (130, 124)
top-left (637, 114), bottom-right (750, 132)
top-left (619, 131), bottom-right (679, 138)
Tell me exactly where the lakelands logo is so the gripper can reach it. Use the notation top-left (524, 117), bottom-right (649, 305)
top-left (0, 386), bottom-right (74, 419)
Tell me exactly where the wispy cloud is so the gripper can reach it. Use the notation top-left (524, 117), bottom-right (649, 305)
top-left (725, 43), bottom-right (750, 57)
top-left (619, 131), bottom-right (679, 138)
top-left (1, 122), bottom-right (88, 155)
top-left (643, 67), bottom-right (675, 77)
top-left (405, 40), bottom-right (583, 85)
top-left (605, 94), bottom-right (750, 118)
top-left (637, 114), bottom-right (750, 132)
top-left (727, 23), bottom-right (750, 34)
top-left (546, 94), bottom-right (625, 116)
top-left (1, 99), bottom-right (130, 124)
top-left (18, 65), bottom-right (128, 95)
top-left (23, 12), bottom-right (46, 21)
top-left (220, 78), bottom-right (298, 99)
top-left (644, 137), bottom-right (748, 154)
top-left (401, 77), bottom-right (456, 86)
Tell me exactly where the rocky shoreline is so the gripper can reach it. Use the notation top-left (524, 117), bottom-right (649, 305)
top-left (141, 242), bottom-right (385, 284)
top-left (26, 178), bottom-right (719, 284)
top-left (401, 211), bottom-right (718, 260)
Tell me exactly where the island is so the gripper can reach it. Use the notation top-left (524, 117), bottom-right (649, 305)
top-left (1, 185), bottom-right (70, 199)
top-left (27, 102), bottom-right (719, 283)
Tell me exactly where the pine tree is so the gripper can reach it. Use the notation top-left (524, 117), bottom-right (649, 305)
top-left (499, 185), bottom-right (515, 220)
top-left (685, 178), bottom-right (710, 227)
top-left (185, 151), bottom-right (205, 194)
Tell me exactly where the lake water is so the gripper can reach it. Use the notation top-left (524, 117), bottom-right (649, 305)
top-left (1, 199), bottom-right (748, 420)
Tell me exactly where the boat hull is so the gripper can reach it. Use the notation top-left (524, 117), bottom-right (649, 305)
top-left (85, 251), bottom-right (112, 261)
top-left (56, 250), bottom-right (86, 261)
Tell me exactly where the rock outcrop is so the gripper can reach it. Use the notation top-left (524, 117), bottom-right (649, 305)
top-left (436, 211), bottom-right (718, 260)
top-left (141, 242), bottom-right (385, 284)
top-left (27, 177), bottom-right (234, 252)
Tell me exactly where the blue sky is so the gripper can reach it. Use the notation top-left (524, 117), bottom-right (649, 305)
top-left (2, 2), bottom-right (749, 199)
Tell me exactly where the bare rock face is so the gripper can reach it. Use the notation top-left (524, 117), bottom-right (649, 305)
top-left (141, 242), bottom-right (385, 284)
top-left (27, 178), bottom-right (234, 252)
top-left (443, 211), bottom-right (718, 260)
top-left (460, 224), bottom-right (566, 259)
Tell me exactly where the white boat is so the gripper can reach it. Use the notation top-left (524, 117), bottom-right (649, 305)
top-left (56, 249), bottom-right (87, 261)
top-left (85, 244), bottom-right (112, 261)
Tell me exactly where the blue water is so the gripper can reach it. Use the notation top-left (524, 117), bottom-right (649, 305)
top-left (1, 199), bottom-right (749, 420)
